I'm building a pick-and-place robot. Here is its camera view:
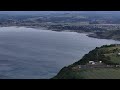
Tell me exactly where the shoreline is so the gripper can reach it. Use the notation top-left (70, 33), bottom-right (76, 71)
top-left (87, 33), bottom-right (120, 42)
top-left (0, 25), bottom-right (120, 42)
top-left (0, 26), bottom-right (120, 79)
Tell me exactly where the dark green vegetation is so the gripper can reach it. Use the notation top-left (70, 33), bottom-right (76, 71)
top-left (53, 44), bottom-right (120, 79)
top-left (53, 68), bottom-right (120, 79)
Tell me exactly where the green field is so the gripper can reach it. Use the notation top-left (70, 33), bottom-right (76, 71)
top-left (53, 44), bottom-right (120, 79)
top-left (105, 53), bottom-right (120, 64)
top-left (101, 46), bottom-right (120, 64)
top-left (53, 68), bottom-right (120, 79)
top-left (80, 68), bottom-right (120, 79)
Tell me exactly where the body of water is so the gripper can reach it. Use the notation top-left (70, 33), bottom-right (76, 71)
top-left (0, 27), bottom-right (120, 79)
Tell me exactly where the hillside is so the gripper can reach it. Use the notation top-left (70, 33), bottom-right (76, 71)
top-left (53, 44), bottom-right (120, 79)
top-left (88, 30), bottom-right (120, 41)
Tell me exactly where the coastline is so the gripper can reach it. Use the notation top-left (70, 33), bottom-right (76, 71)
top-left (0, 25), bottom-right (120, 42)
top-left (0, 26), bottom-right (120, 79)
top-left (87, 32), bottom-right (120, 41)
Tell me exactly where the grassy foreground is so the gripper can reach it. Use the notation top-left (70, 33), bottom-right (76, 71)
top-left (53, 44), bottom-right (120, 79)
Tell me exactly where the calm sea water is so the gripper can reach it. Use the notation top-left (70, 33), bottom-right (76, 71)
top-left (0, 26), bottom-right (120, 79)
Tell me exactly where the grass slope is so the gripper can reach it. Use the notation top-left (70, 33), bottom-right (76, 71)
top-left (54, 68), bottom-right (120, 79)
top-left (53, 44), bottom-right (120, 79)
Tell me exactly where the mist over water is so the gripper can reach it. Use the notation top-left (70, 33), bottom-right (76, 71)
top-left (0, 27), bottom-right (120, 79)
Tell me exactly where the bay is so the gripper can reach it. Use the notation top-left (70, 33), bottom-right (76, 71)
top-left (0, 26), bottom-right (119, 79)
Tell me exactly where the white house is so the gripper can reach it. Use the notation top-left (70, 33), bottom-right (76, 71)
top-left (116, 65), bottom-right (120, 67)
top-left (99, 61), bottom-right (102, 63)
top-left (118, 53), bottom-right (120, 56)
top-left (89, 61), bottom-right (94, 63)
top-left (89, 61), bottom-right (95, 65)
top-left (91, 62), bottom-right (95, 65)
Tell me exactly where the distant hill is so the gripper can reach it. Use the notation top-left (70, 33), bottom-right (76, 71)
top-left (88, 30), bottom-right (120, 41)
top-left (53, 44), bottom-right (120, 79)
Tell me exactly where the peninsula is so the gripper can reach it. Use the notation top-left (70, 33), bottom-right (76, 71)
top-left (53, 44), bottom-right (120, 79)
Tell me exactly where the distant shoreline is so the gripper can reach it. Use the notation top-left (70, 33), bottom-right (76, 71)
top-left (0, 25), bottom-right (120, 42)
